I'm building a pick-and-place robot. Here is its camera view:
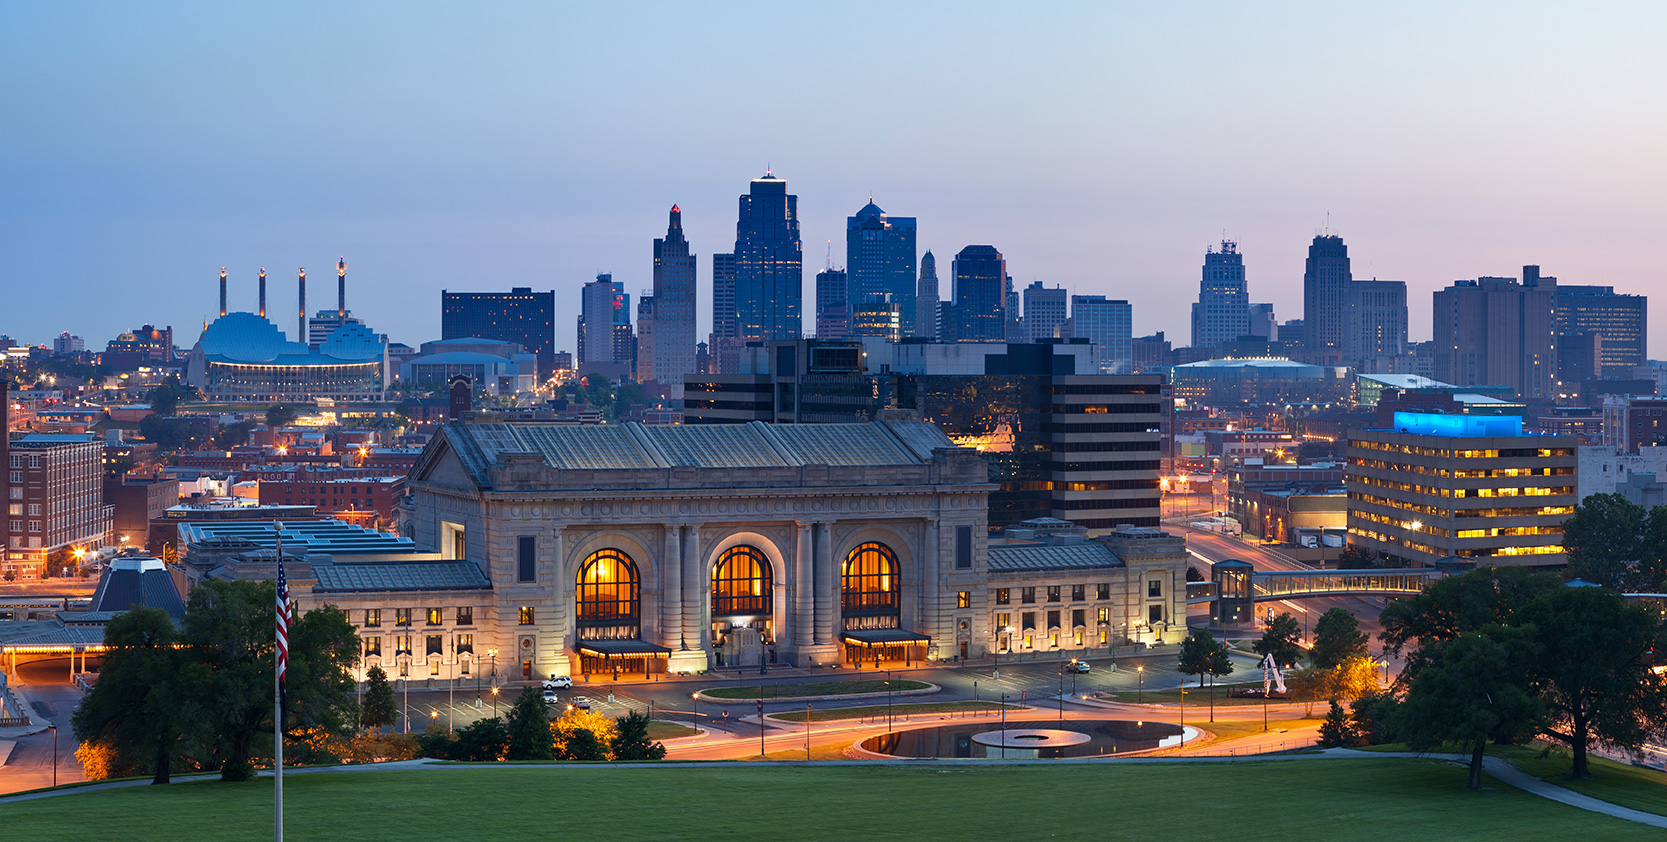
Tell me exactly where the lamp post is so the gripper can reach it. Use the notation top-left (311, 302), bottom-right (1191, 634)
top-left (49, 725), bottom-right (57, 787)
top-left (1057, 664), bottom-right (1065, 726)
top-left (1137, 665), bottom-right (1144, 703)
top-left (491, 686), bottom-right (500, 717)
top-left (691, 692), bottom-right (700, 727)
top-left (886, 670), bottom-right (894, 734)
top-left (470, 652), bottom-right (480, 709)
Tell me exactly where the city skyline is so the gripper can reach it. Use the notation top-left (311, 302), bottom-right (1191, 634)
top-left (4, 4), bottom-right (1666, 353)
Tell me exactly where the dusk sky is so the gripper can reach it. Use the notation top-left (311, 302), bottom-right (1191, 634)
top-left (5, 3), bottom-right (1665, 354)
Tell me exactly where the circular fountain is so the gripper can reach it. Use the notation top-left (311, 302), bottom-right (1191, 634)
top-left (858, 719), bottom-right (1194, 759)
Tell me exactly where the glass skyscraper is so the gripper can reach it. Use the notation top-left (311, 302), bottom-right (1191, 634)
top-left (440, 287), bottom-right (555, 378)
top-left (1190, 240), bottom-right (1249, 349)
top-left (846, 200), bottom-right (917, 335)
top-left (732, 172), bottom-right (803, 342)
top-left (651, 205), bottom-right (697, 389)
top-left (1069, 295), bottom-right (1133, 374)
top-left (948, 245), bottom-right (1007, 342)
top-left (1302, 234), bottom-right (1352, 364)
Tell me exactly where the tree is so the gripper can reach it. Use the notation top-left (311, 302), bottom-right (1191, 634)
top-left (1562, 493), bottom-right (1649, 590)
top-left (213, 419), bottom-right (258, 450)
top-left (554, 706), bottom-right (616, 760)
top-left (1393, 625), bottom-right (1542, 789)
top-left (1379, 566), bottom-right (1563, 662)
top-left (1324, 656), bottom-right (1382, 702)
top-left (565, 728), bottom-right (608, 761)
top-left (451, 717), bottom-right (510, 762)
top-left (1517, 586), bottom-right (1667, 778)
top-left (70, 606), bottom-right (189, 784)
top-left (266, 405), bottom-right (300, 427)
top-left (1310, 608), bottom-right (1369, 671)
top-left (1252, 612), bottom-right (1304, 668)
top-left (506, 687), bottom-right (554, 761)
top-left (138, 414), bottom-right (204, 452)
top-left (1336, 545), bottom-right (1378, 569)
top-left (1350, 691), bottom-right (1399, 746)
top-left (145, 375), bottom-right (194, 417)
top-left (1317, 699), bottom-right (1360, 748)
top-left (610, 710), bottom-right (667, 761)
top-left (1178, 630), bottom-right (1233, 721)
top-left (360, 666), bottom-right (397, 733)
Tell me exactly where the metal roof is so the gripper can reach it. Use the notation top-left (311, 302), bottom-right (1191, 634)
top-left (988, 542), bottom-right (1126, 573)
top-left (178, 519), bottom-right (415, 555)
top-left (311, 560), bottom-right (490, 593)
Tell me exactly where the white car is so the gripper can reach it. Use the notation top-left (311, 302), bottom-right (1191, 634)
top-left (542, 688), bottom-right (558, 705)
top-left (1065, 661), bottom-right (1091, 674)
top-left (542, 675), bottom-right (573, 689)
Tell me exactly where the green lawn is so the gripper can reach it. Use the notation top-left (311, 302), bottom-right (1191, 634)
top-left (644, 721), bottom-right (698, 741)
top-left (701, 679), bottom-right (932, 699)
top-left (1362, 741), bottom-right (1667, 818)
top-left (769, 701), bottom-right (1017, 722)
top-left (5, 759), bottom-right (1661, 841)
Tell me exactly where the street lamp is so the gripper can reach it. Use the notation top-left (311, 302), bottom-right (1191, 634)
top-left (491, 686), bottom-right (500, 717)
top-left (994, 625), bottom-right (1014, 680)
top-left (1137, 665), bottom-right (1144, 704)
top-left (886, 670), bottom-right (893, 733)
top-left (48, 725), bottom-right (57, 787)
top-left (691, 692), bottom-right (700, 726)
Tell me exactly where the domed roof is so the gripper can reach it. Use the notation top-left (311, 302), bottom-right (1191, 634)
top-left (853, 200), bottom-right (886, 221)
top-left (195, 313), bottom-right (307, 362)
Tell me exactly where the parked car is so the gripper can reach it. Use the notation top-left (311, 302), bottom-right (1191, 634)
top-left (542, 675), bottom-right (573, 689)
top-left (542, 688), bottom-right (558, 705)
top-left (569, 696), bottom-right (593, 711)
top-left (1065, 660), bottom-right (1091, 674)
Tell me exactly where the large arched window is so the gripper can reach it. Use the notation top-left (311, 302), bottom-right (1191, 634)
top-left (576, 549), bottom-right (639, 627)
top-left (842, 542), bottom-right (900, 615)
top-left (712, 545), bottom-right (772, 617)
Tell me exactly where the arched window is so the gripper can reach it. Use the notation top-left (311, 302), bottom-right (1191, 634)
top-left (842, 542), bottom-right (900, 615)
top-left (576, 549), bottom-right (639, 626)
top-left (712, 545), bottom-right (772, 617)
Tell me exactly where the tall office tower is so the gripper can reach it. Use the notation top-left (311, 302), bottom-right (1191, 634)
top-left (1345, 279), bottom-right (1408, 364)
top-left (1433, 271), bottom-right (1558, 400)
top-left (1005, 276), bottom-right (1023, 342)
top-left (947, 245), bottom-right (1007, 342)
top-left (732, 172), bottom-right (803, 342)
top-left (1302, 234), bottom-right (1352, 364)
top-left (1070, 295), bottom-right (1134, 374)
top-left (1554, 277), bottom-right (1647, 376)
top-left (441, 287), bottom-right (557, 378)
top-left (651, 205), bottom-right (698, 389)
top-left (1023, 282), bottom-right (1068, 342)
top-left (846, 200), bottom-right (917, 333)
top-left (711, 252), bottom-right (737, 340)
top-left (1190, 240), bottom-right (1249, 349)
top-left (914, 251), bottom-right (939, 339)
top-left (815, 267), bottom-right (850, 339)
top-left (635, 294), bottom-right (655, 383)
top-left (1248, 304), bottom-right (1278, 341)
top-left (578, 274), bottom-right (629, 367)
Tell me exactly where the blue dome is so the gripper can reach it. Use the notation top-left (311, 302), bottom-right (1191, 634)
top-left (196, 313), bottom-right (307, 362)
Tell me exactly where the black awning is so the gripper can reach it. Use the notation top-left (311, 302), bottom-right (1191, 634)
top-left (840, 629), bottom-right (931, 646)
top-left (576, 639), bottom-right (672, 658)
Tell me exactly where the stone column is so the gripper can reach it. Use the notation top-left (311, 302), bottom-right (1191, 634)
top-left (814, 522), bottom-right (836, 645)
top-left (662, 526), bottom-right (683, 649)
top-left (793, 521), bottom-right (814, 652)
top-left (919, 520), bottom-right (939, 640)
top-left (668, 523), bottom-right (708, 673)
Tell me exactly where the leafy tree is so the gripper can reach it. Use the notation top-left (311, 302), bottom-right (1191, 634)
top-left (70, 606), bottom-right (190, 784)
top-left (1562, 493), bottom-right (1649, 590)
top-left (1178, 630), bottom-right (1233, 720)
top-left (451, 717), bottom-right (510, 762)
top-left (610, 710), bottom-right (667, 761)
top-left (1317, 699), bottom-right (1360, 748)
top-left (415, 724), bottom-right (457, 759)
top-left (1379, 566), bottom-right (1562, 662)
top-left (554, 706), bottom-right (616, 759)
top-left (1252, 612), bottom-right (1304, 668)
top-left (506, 686), bottom-right (555, 761)
top-left (360, 666), bottom-right (398, 733)
top-left (105, 455), bottom-right (136, 477)
top-left (1336, 545), bottom-right (1377, 569)
top-left (565, 729), bottom-right (607, 761)
top-left (1284, 667), bottom-right (1329, 716)
top-left (1310, 608), bottom-right (1369, 671)
top-left (266, 405), bottom-right (300, 427)
top-left (213, 419), bottom-right (258, 450)
top-left (1324, 656), bottom-right (1382, 702)
top-left (1393, 625), bottom-right (1542, 789)
top-left (1517, 586), bottom-right (1667, 778)
top-left (1350, 691), bottom-right (1400, 746)
top-left (613, 380), bottom-right (648, 418)
top-left (144, 375), bottom-right (195, 416)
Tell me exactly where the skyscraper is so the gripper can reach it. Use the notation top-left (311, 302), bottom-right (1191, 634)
top-left (815, 267), bottom-right (850, 339)
top-left (914, 252), bottom-right (939, 339)
top-left (1190, 240), bottom-right (1249, 349)
top-left (1554, 278), bottom-right (1647, 376)
top-left (635, 294), bottom-right (655, 384)
top-left (441, 287), bottom-right (556, 377)
top-left (946, 245), bottom-right (1007, 342)
top-left (1022, 281), bottom-right (1068, 343)
top-left (711, 252), bottom-right (737, 341)
top-left (1302, 234), bottom-right (1352, 364)
top-left (651, 205), bottom-right (698, 392)
top-left (846, 200), bottom-right (917, 334)
top-left (1070, 295), bottom-right (1133, 374)
top-left (1433, 271), bottom-right (1558, 400)
top-left (732, 172), bottom-right (802, 342)
top-left (1345, 279), bottom-right (1408, 364)
top-left (578, 274), bottom-right (631, 369)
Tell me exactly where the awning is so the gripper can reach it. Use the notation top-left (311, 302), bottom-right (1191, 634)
top-left (840, 629), bottom-right (931, 647)
top-left (577, 639), bottom-right (672, 658)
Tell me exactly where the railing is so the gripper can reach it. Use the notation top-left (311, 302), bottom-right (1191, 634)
top-left (1250, 569), bottom-right (1443, 599)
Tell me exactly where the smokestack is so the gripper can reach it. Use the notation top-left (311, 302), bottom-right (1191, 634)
top-left (337, 256), bottom-right (347, 320)
top-left (219, 267), bottom-right (227, 317)
top-left (258, 267), bottom-right (267, 318)
top-left (298, 268), bottom-right (307, 342)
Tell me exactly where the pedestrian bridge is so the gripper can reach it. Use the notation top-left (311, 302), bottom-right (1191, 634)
top-left (1186, 567), bottom-right (1447, 606)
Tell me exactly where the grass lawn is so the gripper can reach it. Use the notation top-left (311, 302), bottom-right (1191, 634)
top-left (1364, 741), bottom-right (1667, 818)
top-left (701, 679), bottom-right (932, 699)
top-left (5, 759), bottom-right (1662, 841)
top-left (769, 701), bottom-right (1017, 722)
top-left (1190, 717), bottom-right (1317, 745)
top-left (645, 721), bottom-right (698, 741)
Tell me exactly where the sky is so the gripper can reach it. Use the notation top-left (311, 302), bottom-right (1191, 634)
top-left (4, 2), bottom-right (1666, 355)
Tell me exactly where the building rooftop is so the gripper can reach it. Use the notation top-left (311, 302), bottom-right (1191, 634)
top-left (311, 559), bottom-right (490, 593)
top-left (1381, 412), bottom-right (1526, 438)
top-left (988, 541), bottom-right (1125, 573)
top-left (177, 519), bottom-right (415, 556)
top-left (86, 557), bottom-right (188, 620)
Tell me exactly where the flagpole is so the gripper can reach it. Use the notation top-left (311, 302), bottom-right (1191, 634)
top-left (275, 524), bottom-right (284, 842)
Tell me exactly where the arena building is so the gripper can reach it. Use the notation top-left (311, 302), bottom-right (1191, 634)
top-left (184, 312), bottom-right (387, 403)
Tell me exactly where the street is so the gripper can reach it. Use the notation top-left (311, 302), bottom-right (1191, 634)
top-left (0, 658), bottom-right (87, 794)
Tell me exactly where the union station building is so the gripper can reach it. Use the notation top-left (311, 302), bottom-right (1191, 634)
top-left (303, 416), bottom-right (1188, 684)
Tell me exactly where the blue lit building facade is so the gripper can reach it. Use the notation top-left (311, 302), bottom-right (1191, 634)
top-left (731, 173), bottom-right (803, 342)
top-left (846, 201), bottom-right (917, 337)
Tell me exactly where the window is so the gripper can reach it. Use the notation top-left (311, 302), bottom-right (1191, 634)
top-left (956, 591), bottom-right (971, 609)
top-left (27, 521), bottom-right (39, 533)
top-left (1097, 583), bottom-right (1110, 600)
top-left (995, 588), bottom-right (1010, 605)
top-left (6, 504), bottom-right (17, 516)
top-left (1047, 585), bottom-right (1061, 603)
top-left (456, 633), bottom-right (473, 654)
top-left (842, 543), bottom-right (900, 615)
top-left (1096, 607), bottom-right (1110, 624)
top-left (456, 606), bottom-right (473, 626)
top-left (996, 612), bottom-right (1011, 630)
top-left (365, 609), bottom-right (381, 628)
top-left (395, 608), bottom-right (411, 627)
top-left (394, 634), bottom-right (412, 655)
top-left (364, 637), bottom-right (381, 657)
top-left (27, 456), bottom-right (39, 468)
top-left (1072, 609), bottom-right (1085, 628)
top-left (712, 545), bottom-right (772, 616)
top-left (955, 525), bottom-right (972, 569)
top-left (1022, 611), bottom-right (1036, 630)
top-left (1098, 630), bottom-right (1108, 645)
top-left (430, 660), bottom-right (440, 676)
top-left (518, 606), bottom-right (535, 625)
top-left (8, 488), bottom-right (19, 500)
top-left (577, 549), bottom-right (639, 625)
top-left (1074, 630), bottom-right (1084, 646)
top-left (1023, 633), bottom-right (1034, 649)
top-left (426, 635), bottom-right (443, 656)
top-left (1147, 579), bottom-right (1163, 598)
top-left (398, 660), bottom-right (408, 677)
top-left (1022, 587), bottom-right (1036, 604)
top-left (460, 658), bottom-right (471, 676)
top-left (1071, 584), bottom-right (1085, 601)
top-left (7, 455), bottom-right (19, 468)
top-left (1047, 610), bottom-right (1060, 629)
top-left (8, 521), bottom-right (18, 533)
top-left (1149, 604), bottom-right (1165, 624)
top-left (427, 607), bottom-right (443, 626)
top-left (7, 472), bottom-right (18, 484)
top-left (1049, 632), bottom-right (1059, 648)
top-left (516, 535), bottom-right (536, 583)
top-left (522, 660), bottom-right (533, 680)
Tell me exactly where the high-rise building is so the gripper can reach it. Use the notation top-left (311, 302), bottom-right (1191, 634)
top-left (711, 252), bottom-right (737, 341)
top-left (651, 205), bottom-right (698, 391)
top-left (1005, 276), bottom-right (1023, 343)
top-left (846, 201), bottom-right (917, 334)
top-left (52, 333), bottom-right (83, 355)
top-left (1023, 282), bottom-right (1068, 343)
top-left (1248, 304), bottom-right (1278, 341)
top-left (441, 288), bottom-right (556, 378)
top-left (1070, 295), bottom-right (1133, 374)
top-left (732, 172), bottom-right (802, 343)
top-left (914, 252), bottom-right (939, 339)
top-left (1555, 280), bottom-right (1647, 377)
top-left (814, 268), bottom-right (850, 339)
top-left (635, 294), bottom-right (655, 384)
top-left (1190, 240), bottom-right (1249, 349)
top-left (849, 294), bottom-right (902, 341)
top-left (1433, 270), bottom-right (1558, 401)
top-left (577, 274), bottom-right (632, 370)
top-left (946, 246), bottom-right (1007, 342)
top-left (5, 431), bottom-right (111, 579)
top-left (1345, 279), bottom-right (1408, 364)
top-left (1302, 234), bottom-right (1352, 364)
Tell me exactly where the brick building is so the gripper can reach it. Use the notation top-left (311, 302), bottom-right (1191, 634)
top-left (6, 433), bottom-right (112, 578)
top-left (257, 475), bottom-right (406, 531)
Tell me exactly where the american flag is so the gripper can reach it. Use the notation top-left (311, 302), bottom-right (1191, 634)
top-left (276, 555), bottom-right (291, 686)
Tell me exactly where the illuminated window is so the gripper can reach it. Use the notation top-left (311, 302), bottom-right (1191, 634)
top-left (364, 637), bottom-right (381, 657)
top-left (427, 607), bottom-right (443, 626)
top-left (1047, 586), bottom-right (1061, 602)
top-left (1074, 631), bottom-right (1083, 646)
top-left (712, 545), bottom-right (772, 616)
top-left (395, 608), bottom-right (411, 627)
top-left (995, 588), bottom-right (1010, 605)
top-left (842, 542), bottom-right (900, 615)
top-left (956, 591), bottom-right (971, 609)
top-left (456, 633), bottom-right (472, 654)
top-left (1049, 632), bottom-right (1059, 648)
top-left (365, 609), bottom-right (380, 628)
top-left (518, 606), bottom-right (535, 625)
top-left (577, 549), bottom-right (639, 625)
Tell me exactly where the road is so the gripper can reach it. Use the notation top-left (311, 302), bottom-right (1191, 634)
top-left (0, 658), bottom-right (87, 794)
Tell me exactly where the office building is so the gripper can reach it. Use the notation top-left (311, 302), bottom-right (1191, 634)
top-left (1601, 396), bottom-right (1667, 452)
top-left (1555, 281), bottom-right (1647, 377)
top-left (441, 288), bottom-right (556, 379)
top-left (849, 295), bottom-right (902, 341)
top-left (5, 431), bottom-right (112, 579)
top-left (1248, 304), bottom-right (1278, 341)
top-left (914, 251), bottom-right (939, 339)
top-left (1433, 270), bottom-right (1558, 401)
top-left (814, 268), bottom-right (850, 339)
top-left (1302, 234), bottom-right (1352, 364)
top-left (52, 333), bottom-right (83, 355)
top-left (1070, 295), bottom-right (1133, 374)
top-left (1346, 412), bottom-right (1574, 567)
top-left (943, 246), bottom-right (1007, 342)
top-left (1167, 358), bottom-right (1352, 407)
top-left (635, 295), bottom-right (655, 384)
top-left (1023, 282), bottom-right (1068, 343)
top-left (1190, 240), bottom-right (1249, 349)
top-left (651, 205), bottom-right (698, 393)
top-left (1345, 279), bottom-right (1408, 364)
top-left (846, 201), bottom-right (917, 333)
top-left (103, 324), bottom-right (175, 368)
top-left (577, 274), bottom-right (632, 375)
top-left (732, 172), bottom-right (803, 343)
